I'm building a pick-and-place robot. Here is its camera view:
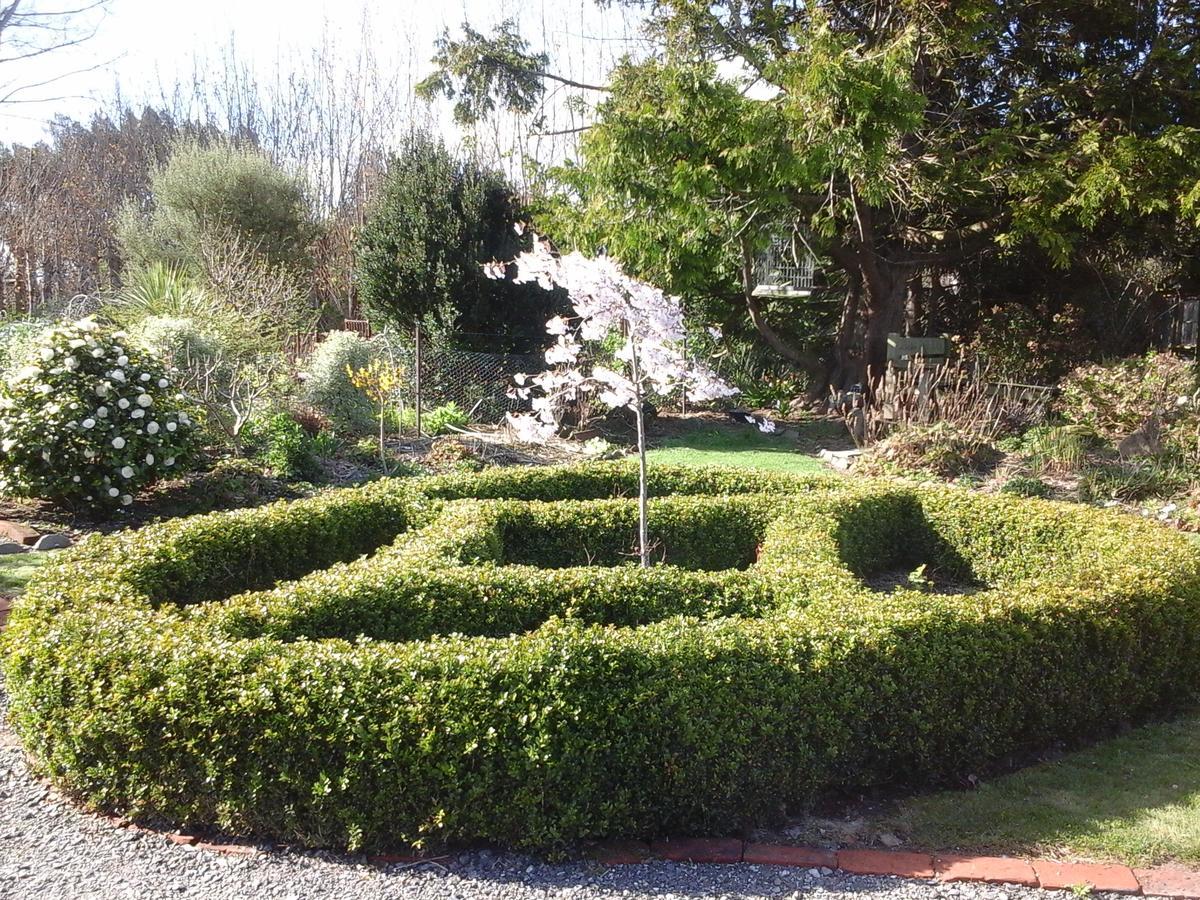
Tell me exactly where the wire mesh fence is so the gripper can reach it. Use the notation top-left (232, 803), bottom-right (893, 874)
top-left (384, 344), bottom-right (546, 425)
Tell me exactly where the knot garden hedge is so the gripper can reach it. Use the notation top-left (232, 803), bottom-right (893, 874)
top-left (5, 461), bottom-right (1200, 851)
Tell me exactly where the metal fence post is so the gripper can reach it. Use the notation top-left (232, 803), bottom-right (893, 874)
top-left (414, 323), bottom-right (423, 438)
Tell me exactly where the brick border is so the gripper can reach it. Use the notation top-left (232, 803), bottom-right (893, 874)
top-left (95, 808), bottom-right (1200, 899)
top-left (588, 839), bottom-right (1200, 898)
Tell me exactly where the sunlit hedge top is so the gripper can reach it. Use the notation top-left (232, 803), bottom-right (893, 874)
top-left (5, 461), bottom-right (1199, 852)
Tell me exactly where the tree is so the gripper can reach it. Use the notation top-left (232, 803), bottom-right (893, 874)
top-left (424, 2), bottom-right (1200, 389)
top-left (116, 139), bottom-right (317, 276)
top-left (0, 0), bottom-right (110, 106)
top-left (0, 107), bottom-right (209, 312)
top-left (490, 236), bottom-right (735, 566)
top-left (355, 132), bottom-right (566, 352)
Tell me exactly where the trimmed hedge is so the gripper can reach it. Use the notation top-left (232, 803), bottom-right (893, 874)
top-left (4, 460), bottom-right (1200, 853)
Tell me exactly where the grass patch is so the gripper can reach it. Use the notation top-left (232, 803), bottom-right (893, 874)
top-left (893, 713), bottom-right (1200, 866)
top-left (0, 551), bottom-right (52, 596)
top-left (647, 425), bottom-right (829, 475)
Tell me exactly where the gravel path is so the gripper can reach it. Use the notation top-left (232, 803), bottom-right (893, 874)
top-left (0, 684), bottom-right (1084, 900)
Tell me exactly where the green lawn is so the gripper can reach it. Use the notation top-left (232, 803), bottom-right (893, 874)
top-left (892, 713), bottom-right (1200, 866)
top-left (646, 424), bottom-right (837, 475)
top-left (0, 551), bottom-right (52, 596)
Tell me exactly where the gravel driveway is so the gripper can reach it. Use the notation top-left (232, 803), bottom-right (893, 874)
top-left (0, 682), bottom-right (1081, 900)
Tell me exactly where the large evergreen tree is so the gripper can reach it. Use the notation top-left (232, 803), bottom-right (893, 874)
top-left (354, 133), bottom-right (566, 352)
top-left (422, 2), bottom-right (1200, 387)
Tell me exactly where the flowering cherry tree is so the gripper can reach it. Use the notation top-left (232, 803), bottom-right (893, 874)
top-left (485, 235), bottom-right (736, 566)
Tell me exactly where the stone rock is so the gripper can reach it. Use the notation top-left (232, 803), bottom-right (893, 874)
top-left (0, 541), bottom-right (29, 555)
top-left (0, 520), bottom-right (39, 546)
top-left (32, 533), bottom-right (71, 552)
top-left (818, 448), bottom-right (862, 471)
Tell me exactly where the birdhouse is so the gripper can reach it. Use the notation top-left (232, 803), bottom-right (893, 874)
top-left (752, 230), bottom-right (816, 298)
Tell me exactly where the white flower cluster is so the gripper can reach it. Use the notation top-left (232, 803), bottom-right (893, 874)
top-left (485, 237), bottom-right (737, 442)
top-left (0, 317), bottom-right (196, 507)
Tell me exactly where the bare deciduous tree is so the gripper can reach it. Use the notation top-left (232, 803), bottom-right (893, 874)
top-left (0, 0), bottom-right (111, 105)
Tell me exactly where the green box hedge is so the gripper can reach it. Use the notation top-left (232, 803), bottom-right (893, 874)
top-left (4, 460), bottom-right (1200, 853)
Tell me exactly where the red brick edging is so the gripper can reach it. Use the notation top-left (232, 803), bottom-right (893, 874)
top-left (587, 840), bottom-right (1200, 899)
top-left (100, 810), bottom-right (1200, 899)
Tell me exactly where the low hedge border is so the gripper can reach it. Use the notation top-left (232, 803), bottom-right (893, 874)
top-left (4, 461), bottom-right (1199, 853)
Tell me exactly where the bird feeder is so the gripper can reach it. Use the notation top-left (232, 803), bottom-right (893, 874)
top-left (752, 230), bottom-right (816, 298)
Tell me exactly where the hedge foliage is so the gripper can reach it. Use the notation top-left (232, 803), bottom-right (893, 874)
top-left (5, 461), bottom-right (1200, 853)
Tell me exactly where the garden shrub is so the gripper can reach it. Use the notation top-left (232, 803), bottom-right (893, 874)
top-left (245, 412), bottom-right (319, 480)
top-left (5, 461), bottom-right (1200, 854)
top-left (858, 423), bottom-right (1001, 478)
top-left (424, 401), bottom-right (469, 435)
top-left (1059, 352), bottom-right (1198, 458)
top-left (1000, 475), bottom-right (1052, 498)
top-left (0, 318), bottom-right (200, 507)
top-left (302, 330), bottom-right (374, 433)
top-left (0, 318), bottom-right (48, 379)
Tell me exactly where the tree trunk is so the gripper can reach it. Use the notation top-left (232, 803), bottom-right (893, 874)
top-left (629, 337), bottom-right (649, 568)
top-left (862, 277), bottom-right (908, 386)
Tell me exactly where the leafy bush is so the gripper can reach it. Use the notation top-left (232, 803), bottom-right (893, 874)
top-left (425, 401), bottom-right (469, 435)
top-left (117, 140), bottom-right (316, 275)
top-left (301, 331), bottom-right (374, 433)
top-left (245, 412), bottom-right (319, 480)
top-left (128, 313), bottom-right (224, 367)
top-left (1078, 460), bottom-right (1193, 503)
top-left (1010, 423), bottom-right (1103, 473)
top-left (1059, 352), bottom-right (1198, 457)
top-left (0, 318), bottom-right (48, 380)
top-left (858, 423), bottom-right (1002, 478)
top-left (1000, 475), bottom-right (1052, 498)
top-left (7, 462), bottom-right (1200, 854)
top-left (0, 318), bottom-right (199, 507)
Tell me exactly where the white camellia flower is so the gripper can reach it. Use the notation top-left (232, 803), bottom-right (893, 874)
top-left (164, 457), bottom-right (175, 467)
top-left (110, 369), bottom-right (126, 382)
top-left (72, 475), bottom-right (81, 482)
top-left (139, 373), bottom-right (151, 382)
top-left (77, 319), bottom-right (98, 332)
top-left (178, 412), bottom-right (190, 425)
top-left (146, 422), bottom-right (160, 435)
top-left (145, 453), bottom-right (155, 465)
top-left (35, 383), bottom-right (52, 395)
top-left (0, 438), bottom-right (15, 452)
top-left (39, 347), bottom-right (54, 361)
top-left (41, 449), bottom-right (50, 462)
top-left (91, 348), bottom-right (105, 358)
top-left (82, 419), bottom-right (96, 429)
top-left (95, 383), bottom-right (110, 397)
top-left (166, 421), bottom-right (177, 432)
top-left (158, 378), bottom-right (169, 388)
top-left (112, 437), bottom-right (126, 449)
top-left (117, 355), bottom-right (129, 367)
top-left (131, 409), bottom-right (145, 419)
top-left (117, 398), bottom-right (130, 409)
top-left (64, 356), bottom-right (79, 370)
top-left (69, 338), bottom-right (86, 349)
top-left (137, 394), bottom-right (152, 407)
top-left (83, 448), bottom-right (95, 458)
top-left (121, 494), bottom-right (133, 505)
top-left (120, 466), bottom-right (134, 479)
top-left (97, 406), bottom-right (108, 418)
top-left (108, 487), bottom-right (120, 497)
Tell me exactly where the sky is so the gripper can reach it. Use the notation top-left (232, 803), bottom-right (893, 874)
top-left (1, 0), bottom-right (645, 146)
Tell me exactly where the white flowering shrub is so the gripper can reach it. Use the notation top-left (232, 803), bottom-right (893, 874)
top-left (0, 318), bottom-right (199, 507)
